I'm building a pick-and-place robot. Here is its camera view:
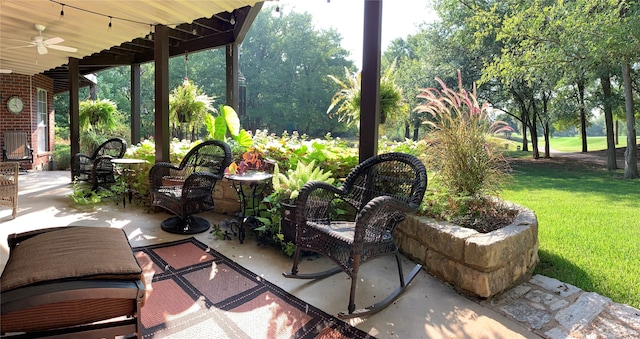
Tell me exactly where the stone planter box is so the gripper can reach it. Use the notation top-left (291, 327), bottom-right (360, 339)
top-left (394, 201), bottom-right (538, 298)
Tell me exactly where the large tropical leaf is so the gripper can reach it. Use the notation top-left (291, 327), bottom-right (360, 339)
top-left (221, 105), bottom-right (241, 137)
top-left (213, 116), bottom-right (227, 141)
top-left (234, 129), bottom-right (254, 148)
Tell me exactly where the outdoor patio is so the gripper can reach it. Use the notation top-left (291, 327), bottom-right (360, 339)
top-left (0, 170), bottom-right (538, 339)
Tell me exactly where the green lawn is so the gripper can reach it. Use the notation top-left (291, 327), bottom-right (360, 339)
top-left (508, 134), bottom-right (636, 153)
top-left (541, 136), bottom-right (631, 152)
top-left (501, 160), bottom-right (640, 309)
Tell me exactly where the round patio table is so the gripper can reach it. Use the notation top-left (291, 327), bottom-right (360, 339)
top-left (224, 171), bottom-right (273, 243)
top-left (111, 158), bottom-right (147, 208)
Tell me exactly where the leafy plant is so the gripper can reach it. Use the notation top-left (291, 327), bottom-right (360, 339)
top-left (327, 61), bottom-right (405, 127)
top-left (204, 105), bottom-right (253, 148)
top-left (68, 180), bottom-right (119, 205)
top-left (254, 160), bottom-right (335, 256)
top-left (225, 149), bottom-right (273, 175)
top-left (169, 79), bottom-right (214, 140)
top-left (252, 130), bottom-right (358, 179)
top-left (79, 99), bottom-right (119, 134)
top-left (270, 160), bottom-right (335, 202)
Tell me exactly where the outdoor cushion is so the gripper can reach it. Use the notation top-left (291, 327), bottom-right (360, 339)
top-left (1, 227), bottom-right (142, 292)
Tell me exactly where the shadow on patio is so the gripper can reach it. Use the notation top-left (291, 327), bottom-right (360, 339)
top-left (0, 171), bottom-right (536, 339)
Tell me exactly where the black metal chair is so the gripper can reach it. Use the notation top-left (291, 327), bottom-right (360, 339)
top-left (283, 152), bottom-right (427, 319)
top-left (2, 131), bottom-right (33, 172)
top-left (71, 138), bottom-right (127, 190)
top-left (149, 140), bottom-right (232, 234)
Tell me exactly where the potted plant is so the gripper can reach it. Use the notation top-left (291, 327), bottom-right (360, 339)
top-left (255, 160), bottom-right (335, 255)
top-left (169, 78), bottom-right (214, 140)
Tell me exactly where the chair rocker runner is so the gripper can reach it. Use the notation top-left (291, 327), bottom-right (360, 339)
top-left (149, 140), bottom-right (232, 234)
top-left (283, 152), bottom-right (427, 319)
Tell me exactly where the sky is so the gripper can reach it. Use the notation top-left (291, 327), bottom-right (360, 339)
top-left (278, 0), bottom-right (439, 69)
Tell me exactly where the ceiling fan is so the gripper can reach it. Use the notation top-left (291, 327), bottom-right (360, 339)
top-left (9, 24), bottom-right (78, 55)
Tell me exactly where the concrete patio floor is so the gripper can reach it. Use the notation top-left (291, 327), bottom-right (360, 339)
top-left (0, 170), bottom-right (539, 339)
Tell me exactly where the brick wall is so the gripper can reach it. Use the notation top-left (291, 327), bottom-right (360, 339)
top-left (0, 73), bottom-right (55, 170)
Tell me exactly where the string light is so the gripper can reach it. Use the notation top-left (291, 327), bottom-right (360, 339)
top-left (50, 0), bottom-right (163, 37)
top-left (48, 0), bottom-right (239, 39)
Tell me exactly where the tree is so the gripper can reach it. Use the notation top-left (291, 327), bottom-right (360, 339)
top-left (240, 7), bottom-right (355, 137)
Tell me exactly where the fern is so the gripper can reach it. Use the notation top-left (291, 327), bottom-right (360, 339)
top-left (272, 160), bottom-right (334, 201)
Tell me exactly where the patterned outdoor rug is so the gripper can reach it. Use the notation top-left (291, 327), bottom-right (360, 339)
top-left (134, 238), bottom-right (373, 338)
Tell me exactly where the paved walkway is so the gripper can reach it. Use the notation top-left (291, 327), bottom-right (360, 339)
top-left (480, 275), bottom-right (640, 338)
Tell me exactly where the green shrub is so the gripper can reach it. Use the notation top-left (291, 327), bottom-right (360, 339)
top-left (52, 143), bottom-right (71, 170)
top-left (253, 130), bottom-right (358, 179)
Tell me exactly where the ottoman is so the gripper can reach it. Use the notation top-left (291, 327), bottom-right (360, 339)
top-left (1, 227), bottom-right (145, 338)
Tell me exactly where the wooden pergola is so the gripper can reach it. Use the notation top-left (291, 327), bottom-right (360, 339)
top-left (1, 0), bottom-right (384, 163)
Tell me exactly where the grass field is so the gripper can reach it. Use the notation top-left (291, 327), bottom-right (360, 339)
top-left (540, 136), bottom-right (631, 152)
top-left (501, 158), bottom-right (640, 309)
top-left (508, 135), bottom-right (637, 153)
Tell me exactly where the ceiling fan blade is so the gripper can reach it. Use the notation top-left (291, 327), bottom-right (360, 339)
top-left (43, 37), bottom-right (64, 45)
top-left (0, 69), bottom-right (12, 74)
top-left (37, 44), bottom-right (48, 55)
top-left (5, 44), bottom-right (33, 50)
top-left (47, 44), bottom-right (78, 53)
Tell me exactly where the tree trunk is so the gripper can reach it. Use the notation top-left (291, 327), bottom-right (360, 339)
top-left (621, 61), bottom-right (638, 179)
top-left (405, 123), bottom-right (410, 140)
top-left (577, 80), bottom-right (588, 153)
top-left (544, 121), bottom-right (551, 158)
top-left (541, 93), bottom-right (551, 158)
top-left (521, 121), bottom-right (528, 152)
top-left (530, 97), bottom-right (539, 159)
top-left (600, 74), bottom-right (618, 170)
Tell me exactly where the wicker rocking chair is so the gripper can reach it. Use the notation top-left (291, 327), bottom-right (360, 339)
top-left (149, 140), bottom-right (232, 234)
top-left (283, 152), bottom-right (427, 319)
top-left (71, 138), bottom-right (127, 190)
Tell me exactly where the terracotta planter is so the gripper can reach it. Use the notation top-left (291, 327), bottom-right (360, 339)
top-left (395, 201), bottom-right (539, 298)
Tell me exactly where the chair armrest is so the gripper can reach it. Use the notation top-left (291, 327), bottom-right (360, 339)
top-left (149, 162), bottom-right (182, 190)
top-left (353, 195), bottom-right (416, 244)
top-left (93, 155), bottom-right (115, 171)
top-left (72, 152), bottom-right (93, 162)
top-left (26, 143), bottom-right (33, 161)
top-left (295, 180), bottom-right (345, 226)
top-left (71, 153), bottom-right (93, 174)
